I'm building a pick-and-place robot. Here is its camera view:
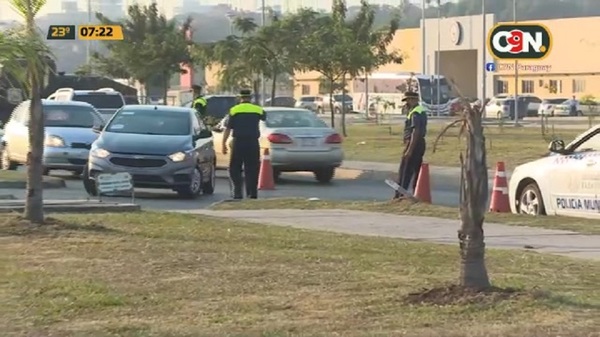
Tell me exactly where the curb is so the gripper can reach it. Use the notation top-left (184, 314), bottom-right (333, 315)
top-left (0, 178), bottom-right (66, 189)
top-left (0, 203), bottom-right (140, 213)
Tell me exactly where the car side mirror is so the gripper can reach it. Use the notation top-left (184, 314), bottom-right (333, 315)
top-left (92, 124), bottom-right (104, 133)
top-left (548, 139), bottom-right (565, 153)
top-left (194, 129), bottom-right (212, 140)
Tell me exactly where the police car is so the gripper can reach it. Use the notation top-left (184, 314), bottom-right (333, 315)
top-left (508, 125), bottom-right (600, 219)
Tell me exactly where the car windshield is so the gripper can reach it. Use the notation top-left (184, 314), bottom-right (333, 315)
top-left (106, 109), bottom-right (190, 135)
top-left (300, 97), bottom-right (315, 102)
top-left (73, 93), bottom-right (124, 109)
top-left (207, 96), bottom-right (238, 118)
top-left (333, 94), bottom-right (352, 102)
top-left (43, 105), bottom-right (100, 128)
top-left (265, 110), bottom-right (328, 128)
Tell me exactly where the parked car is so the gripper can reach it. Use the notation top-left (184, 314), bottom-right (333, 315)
top-left (47, 87), bottom-right (126, 121)
top-left (553, 99), bottom-right (584, 116)
top-left (318, 94), bottom-right (354, 114)
top-left (182, 95), bottom-right (238, 119)
top-left (1, 100), bottom-right (102, 175)
top-left (264, 96), bottom-right (296, 107)
top-left (211, 107), bottom-right (344, 183)
top-left (295, 96), bottom-right (323, 112)
top-left (83, 105), bottom-right (216, 199)
top-left (509, 124), bottom-right (600, 219)
top-left (484, 96), bottom-right (529, 119)
top-left (537, 98), bottom-right (570, 116)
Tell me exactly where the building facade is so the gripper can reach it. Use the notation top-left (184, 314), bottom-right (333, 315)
top-left (293, 15), bottom-right (600, 101)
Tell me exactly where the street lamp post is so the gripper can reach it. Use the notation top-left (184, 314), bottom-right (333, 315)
top-left (421, 0), bottom-right (426, 74)
top-left (513, 0), bottom-right (520, 126)
top-left (86, 0), bottom-right (92, 66)
top-left (436, 1), bottom-right (441, 117)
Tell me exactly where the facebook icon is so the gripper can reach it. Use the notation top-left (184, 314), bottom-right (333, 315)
top-left (485, 62), bottom-right (496, 72)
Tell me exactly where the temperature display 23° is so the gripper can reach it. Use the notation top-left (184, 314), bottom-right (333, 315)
top-left (46, 25), bottom-right (76, 40)
top-left (78, 25), bottom-right (124, 41)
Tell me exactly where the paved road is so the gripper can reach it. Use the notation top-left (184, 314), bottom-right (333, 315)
top-left (185, 209), bottom-right (600, 261)
top-left (4, 168), bottom-right (463, 210)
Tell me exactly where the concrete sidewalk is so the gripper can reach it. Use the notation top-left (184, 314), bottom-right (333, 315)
top-left (183, 209), bottom-right (600, 261)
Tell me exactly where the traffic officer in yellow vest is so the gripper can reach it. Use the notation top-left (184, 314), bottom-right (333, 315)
top-left (395, 91), bottom-right (427, 199)
top-left (221, 89), bottom-right (266, 199)
top-left (191, 85), bottom-right (207, 117)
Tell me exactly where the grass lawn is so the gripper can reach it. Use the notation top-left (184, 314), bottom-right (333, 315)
top-left (343, 124), bottom-right (582, 169)
top-left (1, 212), bottom-right (599, 337)
top-left (212, 198), bottom-right (600, 235)
top-left (0, 170), bottom-right (30, 181)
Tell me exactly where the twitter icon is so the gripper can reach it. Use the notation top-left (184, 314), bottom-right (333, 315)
top-left (485, 62), bottom-right (496, 72)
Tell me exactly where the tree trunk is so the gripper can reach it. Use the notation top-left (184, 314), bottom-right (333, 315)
top-left (458, 103), bottom-right (491, 289)
top-left (329, 81), bottom-right (335, 128)
top-left (24, 70), bottom-right (44, 223)
top-left (253, 79), bottom-right (260, 104)
top-left (270, 72), bottom-right (277, 107)
top-left (340, 75), bottom-right (348, 137)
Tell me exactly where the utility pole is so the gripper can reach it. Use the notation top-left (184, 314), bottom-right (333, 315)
top-left (86, 0), bottom-right (92, 66)
top-left (260, 0), bottom-right (266, 105)
top-left (436, 0), bottom-right (440, 117)
top-left (421, 0), bottom-right (426, 74)
top-left (513, 0), bottom-right (520, 126)
top-left (482, 0), bottom-right (486, 107)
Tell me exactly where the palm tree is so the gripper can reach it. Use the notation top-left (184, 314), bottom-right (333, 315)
top-left (4, 0), bottom-right (52, 223)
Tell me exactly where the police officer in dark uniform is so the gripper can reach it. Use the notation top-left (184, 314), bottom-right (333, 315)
top-left (395, 91), bottom-right (427, 199)
top-left (221, 89), bottom-right (266, 199)
top-left (191, 85), bottom-right (207, 117)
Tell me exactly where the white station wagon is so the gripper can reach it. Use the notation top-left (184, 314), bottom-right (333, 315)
top-left (509, 125), bottom-right (600, 219)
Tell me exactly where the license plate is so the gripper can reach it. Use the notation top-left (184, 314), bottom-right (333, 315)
top-left (300, 138), bottom-right (317, 147)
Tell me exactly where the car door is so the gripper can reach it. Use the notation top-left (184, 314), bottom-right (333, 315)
top-left (551, 128), bottom-right (600, 217)
top-left (191, 112), bottom-right (214, 171)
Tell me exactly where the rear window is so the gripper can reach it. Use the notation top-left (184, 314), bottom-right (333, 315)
top-left (266, 110), bottom-right (327, 128)
top-left (543, 98), bottom-right (568, 104)
top-left (73, 93), bottom-right (124, 109)
top-left (206, 96), bottom-right (238, 118)
top-left (300, 97), bottom-right (315, 102)
top-left (43, 105), bottom-right (101, 128)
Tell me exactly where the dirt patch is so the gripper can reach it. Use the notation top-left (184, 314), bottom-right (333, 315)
top-left (405, 284), bottom-right (526, 306)
top-left (0, 215), bottom-right (116, 237)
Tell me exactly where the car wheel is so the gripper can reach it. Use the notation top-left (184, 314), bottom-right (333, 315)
top-left (577, 110), bottom-right (584, 116)
top-left (334, 107), bottom-right (341, 114)
top-left (0, 146), bottom-right (18, 170)
top-left (314, 167), bottom-right (335, 184)
top-left (82, 166), bottom-right (98, 196)
top-left (201, 162), bottom-right (216, 195)
top-left (177, 166), bottom-right (202, 199)
top-left (496, 111), bottom-right (503, 120)
top-left (42, 168), bottom-right (50, 176)
top-left (518, 183), bottom-right (546, 216)
top-left (316, 107), bottom-right (323, 114)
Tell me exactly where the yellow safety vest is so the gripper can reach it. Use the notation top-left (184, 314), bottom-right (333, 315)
top-left (407, 105), bottom-right (425, 119)
top-left (193, 96), bottom-right (207, 107)
top-left (229, 102), bottom-right (264, 116)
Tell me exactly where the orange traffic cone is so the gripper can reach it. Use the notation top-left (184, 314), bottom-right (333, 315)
top-left (489, 161), bottom-right (510, 212)
top-left (258, 148), bottom-right (275, 190)
top-left (414, 163), bottom-right (432, 203)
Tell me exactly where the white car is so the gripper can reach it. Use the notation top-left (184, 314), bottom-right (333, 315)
top-left (538, 98), bottom-right (569, 116)
top-left (553, 99), bottom-right (583, 116)
top-left (508, 125), bottom-right (600, 219)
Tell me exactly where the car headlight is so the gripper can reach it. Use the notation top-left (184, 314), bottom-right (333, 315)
top-left (168, 152), bottom-right (187, 162)
top-left (44, 135), bottom-right (65, 147)
top-left (91, 148), bottom-right (110, 158)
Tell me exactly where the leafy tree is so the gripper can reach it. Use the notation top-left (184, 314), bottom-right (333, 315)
top-left (1, 0), bottom-right (53, 223)
top-left (95, 3), bottom-right (193, 99)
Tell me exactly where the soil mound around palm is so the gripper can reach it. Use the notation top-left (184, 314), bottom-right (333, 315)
top-left (405, 284), bottom-right (526, 305)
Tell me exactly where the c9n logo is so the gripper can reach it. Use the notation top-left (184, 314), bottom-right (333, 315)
top-left (487, 24), bottom-right (552, 60)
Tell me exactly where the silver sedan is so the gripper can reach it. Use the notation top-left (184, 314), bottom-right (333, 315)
top-left (212, 107), bottom-right (344, 183)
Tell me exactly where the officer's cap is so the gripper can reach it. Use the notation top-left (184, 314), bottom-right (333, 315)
top-left (239, 89), bottom-right (252, 97)
top-left (402, 91), bottom-right (419, 101)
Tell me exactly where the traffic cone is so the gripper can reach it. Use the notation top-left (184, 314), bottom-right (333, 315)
top-left (414, 163), bottom-right (432, 203)
top-left (489, 161), bottom-right (510, 212)
top-left (258, 148), bottom-right (275, 190)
